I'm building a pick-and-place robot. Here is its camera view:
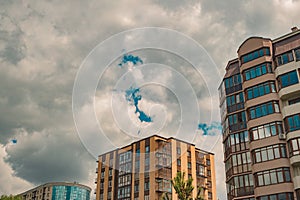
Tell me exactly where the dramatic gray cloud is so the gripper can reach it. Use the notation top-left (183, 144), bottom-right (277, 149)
top-left (0, 0), bottom-right (300, 199)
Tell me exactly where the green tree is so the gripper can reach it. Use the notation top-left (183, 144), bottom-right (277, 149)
top-left (171, 171), bottom-right (194, 200)
top-left (0, 195), bottom-right (22, 200)
top-left (170, 172), bottom-right (205, 200)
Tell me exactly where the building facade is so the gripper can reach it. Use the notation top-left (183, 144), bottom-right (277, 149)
top-left (219, 27), bottom-right (300, 200)
top-left (95, 135), bottom-right (216, 200)
top-left (19, 182), bottom-right (91, 200)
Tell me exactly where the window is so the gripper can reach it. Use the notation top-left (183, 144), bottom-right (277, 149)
top-left (224, 74), bottom-right (242, 94)
top-left (197, 165), bottom-right (205, 176)
top-left (207, 170), bottom-right (211, 177)
top-left (226, 174), bottom-right (254, 198)
top-left (228, 111), bottom-right (247, 132)
top-left (284, 113), bottom-right (300, 132)
top-left (288, 97), bottom-right (300, 105)
top-left (187, 151), bottom-right (191, 157)
top-left (255, 168), bottom-right (291, 187)
top-left (248, 101), bottom-right (280, 120)
top-left (252, 144), bottom-right (287, 163)
top-left (208, 192), bottom-right (212, 199)
top-left (224, 131), bottom-right (249, 158)
top-left (206, 159), bottom-right (211, 166)
top-left (246, 81), bottom-right (276, 100)
top-left (226, 92), bottom-right (244, 113)
top-left (278, 70), bottom-right (299, 89)
top-left (225, 152), bottom-right (251, 177)
top-left (243, 62), bottom-right (273, 81)
top-left (177, 159), bottom-right (181, 166)
top-left (288, 137), bottom-right (300, 157)
top-left (276, 51), bottom-right (294, 66)
top-left (258, 192), bottom-right (294, 200)
top-left (176, 147), bottom-right (181, 155)
top-left (188, 162), bottom-right (191, 169)
top-left (134, 183), bottom-right (139, 193)
top-left (136, 148), bottom-right (140, 156)
top-left (144, 180), bottom-right (150, 191)
top-left (144, 195), bottom-right (150, 200)
top-left (250, 122), bottom-right (283, 141)
top-left (145, 146), bottom-right (150, 153)
top-left (241, 47), bottom-right (270, 64)
top-left (295, 48), bottom-right (300, 61)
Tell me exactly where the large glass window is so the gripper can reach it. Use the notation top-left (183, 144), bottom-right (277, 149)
top-left (224, 74), bottom-right (242, 94)
top-left (258, 192), bottom-right (294, 200)
top-left (225, 152), bottom-right (251, 178)
top-left (228, 111), bottom-right (247, 132)
top-left (246, 81), bottom-right (276, 100)
top-left (226, 174), bottom-right (254, 198)
top-left (250, 122), bottom-right (283, 141)
top-left (252, 144), bottom-right (287, 163)
top-left (284, 113), bottom-right (300, 132)
top-left (248, 101), bottom-right (280, 120)
top-left (254, 168), bottom-right (291, 187)
top-left (243, 62), bottom-right (273, 81)
top-left (276, 51), bottom-right (294, 66)
top-left (241, 47), bottom-right (270, 64)
top-left (224, 131), bottom-right (249, 158)
top-left (226, 92), bottom-right (244, 113)
top-left (288, 137), bottom-right (300, 157)
top-left (278, 70), bottom-right (299, 89)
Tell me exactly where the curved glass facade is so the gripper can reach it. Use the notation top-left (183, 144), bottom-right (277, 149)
top-left (52, 185), bottom-right (90, 200)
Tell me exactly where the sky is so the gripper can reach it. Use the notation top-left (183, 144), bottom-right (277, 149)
top-left (0, 0), bottom-right (300, 199)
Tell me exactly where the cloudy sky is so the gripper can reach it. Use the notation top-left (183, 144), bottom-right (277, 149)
top-left (1, 0), bottom-right (300, 199)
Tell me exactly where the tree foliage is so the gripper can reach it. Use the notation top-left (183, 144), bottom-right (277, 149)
top-left (164, 171), bottom-right (204, 200)
top-left (0, 195), bottom-right (22, 200)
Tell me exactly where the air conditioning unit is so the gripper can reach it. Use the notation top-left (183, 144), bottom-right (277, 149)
top-left (278, 133), bottom-right (286, 140)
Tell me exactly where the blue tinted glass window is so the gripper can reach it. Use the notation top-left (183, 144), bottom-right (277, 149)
top-left (248, 90), bottom-right (253, 99)
top-left (261, 65), bottom-right (267, 74)
top-left (279, 70), bottom-right (299, 88)
top-left (246, 72), bottom-right (250, 80)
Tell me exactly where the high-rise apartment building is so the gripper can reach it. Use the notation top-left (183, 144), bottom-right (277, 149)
top-left (19, 182), bottom-right (91, 200)
top-left (219, 27), bottom-right (300, 200)
top-left (95, 135), bottom-right (216, 200)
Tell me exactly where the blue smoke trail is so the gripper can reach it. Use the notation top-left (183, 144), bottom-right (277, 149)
top-left (125, 87), bottom-right (152, 123)
top-left (198, 122), bottom-right (222, 136)
top-left (118, 53), bottom-right (143, 67)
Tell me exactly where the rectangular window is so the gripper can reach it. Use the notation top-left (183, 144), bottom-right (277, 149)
top-left (228, 111), bottom-right (247, 132)
top-left (288, 97), bottom-right (300, 105)
top-left (252, 144), bottom-right (287, 163)
top-left (226, 174), bottom-right (254, 198)
top-left (276, 51), bottom-right (294, 66)
top-left (224, 74), bottom-right (242, 94)
top-left (226, 92), bottom-right (244, 113)
top-left (255, 168), bottom-right (291, 187)
top-left (250, 122), bottom-right (283, 141)
top-left (246, 81), bottom-right (276, 100)
top-left (258, 193), bottom-right (293, 200)
top-left (278, 70), bottom-right (299, 89)
top-left (248, 101), bottom-right (280, 120)
top-left (241, 47), bottom-right (270, 64)
top-left (243, 62), bottom-right (273, 81)
top-left (176, 147), bottom-right (181, 155)
top-left (285, 113), bottom-right (300, 132)
top-left (288, 137), bottom-right (300, 157)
